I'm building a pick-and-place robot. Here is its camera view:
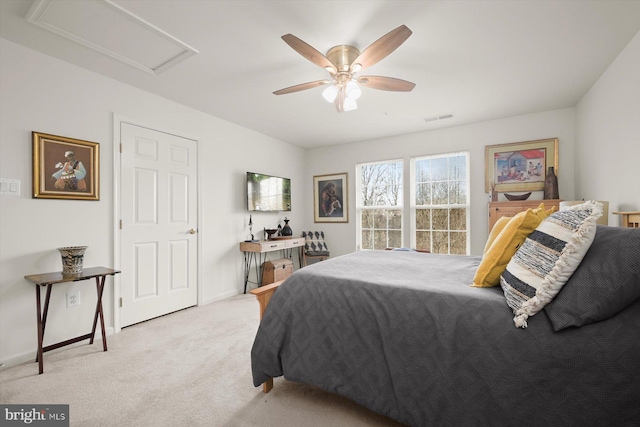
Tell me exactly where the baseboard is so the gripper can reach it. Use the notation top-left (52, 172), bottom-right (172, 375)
top-left (0, 327), bottom-right (115, 369)
top-left (201, 289), bottom-right (241, 305)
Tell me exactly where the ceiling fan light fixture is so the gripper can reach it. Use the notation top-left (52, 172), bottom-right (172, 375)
top-left (322, 85), bottom-right (339, 103)
top-left (346, 81), bottom-right (362, 100)
top-left (274, 25), bottom-right (414, 113)
top-left (343, 97), bottom-right (357, 111)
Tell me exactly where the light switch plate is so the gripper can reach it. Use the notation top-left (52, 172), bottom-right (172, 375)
top-left (0, 178), bottom-right (20, 196)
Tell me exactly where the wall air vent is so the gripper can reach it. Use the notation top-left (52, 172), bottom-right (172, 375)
top-left (424, 113), bottom-right (454, 123)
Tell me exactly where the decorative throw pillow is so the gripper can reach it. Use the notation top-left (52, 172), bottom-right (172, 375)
top-left (302, 231), bottom-right (329, 256)
top-left (544, 225), bottom-right (640, 331)
top-left (471, 203), bottom-right (553, 288)
top-left (483, 216), bottom-right (511, 255)
top-left (500, 201), bottom-right (603, 328)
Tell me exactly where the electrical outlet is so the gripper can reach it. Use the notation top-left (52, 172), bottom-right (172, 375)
top-left (66, 289), bottom-right (80, 308)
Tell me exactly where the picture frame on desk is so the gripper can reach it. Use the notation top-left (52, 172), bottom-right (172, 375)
top-left (485, 138), bottom-right (558, 193)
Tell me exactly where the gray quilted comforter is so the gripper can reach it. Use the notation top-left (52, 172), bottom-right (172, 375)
top-left (251, 251), bottom-right (640, 426)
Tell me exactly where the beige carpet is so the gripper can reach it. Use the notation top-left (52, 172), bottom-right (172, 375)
top-left (0, 294), bottom-right (405, 427)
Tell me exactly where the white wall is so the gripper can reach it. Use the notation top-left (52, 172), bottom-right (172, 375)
top-left (305, 108), bottom-right (577, 258)
top-left (576, 31), bottom-right (640, 218)
top-left (2, 27), bottom-right (637, 367)
top-left (306, 29), bottom-right (640, 259)
top-left (0, 39), bottom-right (307, 365)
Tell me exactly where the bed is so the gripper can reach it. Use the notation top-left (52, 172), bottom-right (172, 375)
top-left (251, 225), bottom-right (640, 426)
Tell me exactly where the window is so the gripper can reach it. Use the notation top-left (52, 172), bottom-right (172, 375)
top-left (411, 152), bottom-right (469, 254)
top-left (356, 160), bottom-right (403, 250)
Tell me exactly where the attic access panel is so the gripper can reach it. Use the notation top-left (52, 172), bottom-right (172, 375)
top-left (26, 0), bottom-right (198, 75)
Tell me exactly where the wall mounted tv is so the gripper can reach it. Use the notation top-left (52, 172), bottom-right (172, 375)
top-left (247, 172), bottom-right (291, 212)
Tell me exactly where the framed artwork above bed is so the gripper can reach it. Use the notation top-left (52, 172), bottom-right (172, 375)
top-left (485, 138), bottom-right (558, 193)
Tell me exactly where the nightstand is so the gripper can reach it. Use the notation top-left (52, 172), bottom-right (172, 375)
top-left (612, 211), bottom-right (640, 228)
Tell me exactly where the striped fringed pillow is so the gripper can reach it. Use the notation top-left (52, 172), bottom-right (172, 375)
top-left (500, 201), bottom-right (603, 328)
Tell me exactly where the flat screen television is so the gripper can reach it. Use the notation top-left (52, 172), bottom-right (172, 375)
top-left (247, 172), bottom-right (291, 212)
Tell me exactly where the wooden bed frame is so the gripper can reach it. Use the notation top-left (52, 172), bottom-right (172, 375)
top-left (249, 280), bottom-right (284, 393)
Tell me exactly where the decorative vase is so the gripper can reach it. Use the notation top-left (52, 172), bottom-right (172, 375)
top-left (544, 167), bottom-right (559, 200)
top-left (490, 184), bottom-right (498, 202)
top-left (281, 218), bottom-right (292, 236)
top-left (57, 246), bottom-right (87, 275)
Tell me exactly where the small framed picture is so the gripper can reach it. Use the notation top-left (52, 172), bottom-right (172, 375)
top-left (32, 132), bottom-right (100, 200)
top-left (314, 173), bottom-right (348, 223)
top-left (485, 138), bottom-right (558, 193)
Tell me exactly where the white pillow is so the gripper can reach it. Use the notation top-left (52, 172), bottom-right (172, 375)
top-left (500, 201), bottom-right (603, 328)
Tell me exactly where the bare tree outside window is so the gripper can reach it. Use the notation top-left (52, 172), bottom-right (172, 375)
top-left (358, 160), bottom-right (403, 250)
top-left (357, 154), bottom-right (468, 253)
top-left (413, 153), bottom-right (469, 254)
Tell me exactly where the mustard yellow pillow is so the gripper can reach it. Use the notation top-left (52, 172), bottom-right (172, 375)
top-left (472, 203), bottom-right (552, 288)
top-left (483, 216), bottom-right (511, 255)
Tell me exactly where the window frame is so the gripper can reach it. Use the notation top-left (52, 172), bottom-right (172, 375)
top-left (409, 151), bottom-right (470, 255)
top-left (356, 158), bottom-right (404, 251)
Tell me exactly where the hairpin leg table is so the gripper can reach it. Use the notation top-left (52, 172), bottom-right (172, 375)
top-left (24, 267), bottom-right (120, 374)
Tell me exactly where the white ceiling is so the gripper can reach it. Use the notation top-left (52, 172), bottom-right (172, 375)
top-left (2, 0), bottom-right (640, 149)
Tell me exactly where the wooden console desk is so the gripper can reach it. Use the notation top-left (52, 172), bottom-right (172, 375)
top-left (24, 267), bottom-right (120, 374)
top-left (240, 238), bottom-right (304, 293)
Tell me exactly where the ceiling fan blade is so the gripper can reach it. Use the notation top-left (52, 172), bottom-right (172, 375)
top-left (358, 76), bottom-right (416, 92)
top-left (350, 25), bottom-right (412, 72)
top-left (281, 34), bottom-right (337, 73)
top-left (273, 80), bottom-right (331, 95)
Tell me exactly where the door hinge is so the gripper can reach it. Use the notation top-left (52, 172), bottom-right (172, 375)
top-left (120, 143), bottom-right (123, 153)
top-left (119, 297), bottom-right (123, 308)
top-left (119, 220), bottom-right (122, 229)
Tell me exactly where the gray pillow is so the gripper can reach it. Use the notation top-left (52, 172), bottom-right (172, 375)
top-left (544, 226), bottom-right (640, 331)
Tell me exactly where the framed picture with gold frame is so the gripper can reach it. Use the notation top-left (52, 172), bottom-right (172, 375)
top-left (32, 131), bottom-right (100, 200)
top-left (314, 172), bottom-right (348, 223)
top-left (485, 138), bottom-right (558, 193)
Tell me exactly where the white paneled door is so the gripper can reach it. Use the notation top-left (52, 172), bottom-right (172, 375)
top-left (120, 123), bottom-right (198, 327)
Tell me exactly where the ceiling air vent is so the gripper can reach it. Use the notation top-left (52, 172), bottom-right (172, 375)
top-left (424, 113), bottom-right (454, 123)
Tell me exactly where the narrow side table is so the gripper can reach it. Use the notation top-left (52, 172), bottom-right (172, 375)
top-left (24, 267), bottom-right (120, 374)
top-left (612, 211), bottom-right (640, 228)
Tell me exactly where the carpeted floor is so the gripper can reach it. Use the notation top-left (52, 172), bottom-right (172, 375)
top-left (0, 294), bottom-right (405, 426)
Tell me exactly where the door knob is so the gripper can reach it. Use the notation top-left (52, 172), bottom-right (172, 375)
top-left (188, 228), bottom-right (197, 234)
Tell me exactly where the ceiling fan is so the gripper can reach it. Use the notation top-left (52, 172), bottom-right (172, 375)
top-left (273, 25), bottom-right (416, 113)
